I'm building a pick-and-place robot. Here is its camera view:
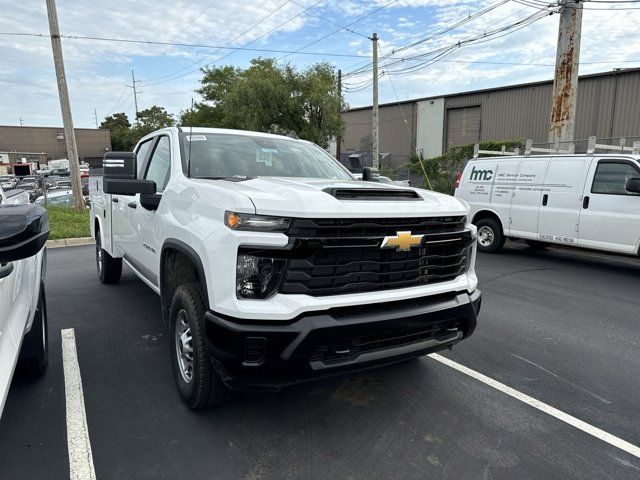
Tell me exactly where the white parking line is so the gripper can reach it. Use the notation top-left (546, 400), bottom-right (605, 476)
top-left (61, 329), bottom-right (97, 480)
top-left (429, 353), bottom-right (640, 460)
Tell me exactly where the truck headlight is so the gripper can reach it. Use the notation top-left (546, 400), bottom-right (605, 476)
top-left (225, 211), bottom-right (291, 232)
top-left (236, 254), bottom-right (286, 299)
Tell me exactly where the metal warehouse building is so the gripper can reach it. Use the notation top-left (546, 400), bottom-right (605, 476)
top-left (340, 67), bottom-right (640, 170)
top-left (0, 126), bottom-right (112, 167)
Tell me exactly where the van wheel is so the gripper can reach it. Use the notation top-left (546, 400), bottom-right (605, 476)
top-left (169, 282), bottom-right (230, 409)
top-left (17, 283), bottom-right (48, 378)
top-left (96, 232), bottom-right (122, 284)
top-left (476, 218), bottom-right (505, 253)
top-left (525, 240), bottom-right (547, 250)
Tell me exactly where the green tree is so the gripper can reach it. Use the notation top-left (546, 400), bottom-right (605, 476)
top-left (135, 106), bottom-right (175, 136)
top-left (100, 113), bottom-right (133, 151)
top-left (180, 58), bottom-right (344, 148)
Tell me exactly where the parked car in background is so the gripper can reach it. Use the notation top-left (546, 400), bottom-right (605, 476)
top-left (50, 168), bottom-right (70, 177)
top-left (35, 188), bottom-right (89, 208)
top-left (0, 175), bottom-right (18, 190)
top-left (0, 185), bottom-right (50, 416)
top-left (17, 177), bottom-right (42, 202)
top-left (353, 172), bottom-right (396, 185)
top-left (455, 153), bottom-right (640, 254)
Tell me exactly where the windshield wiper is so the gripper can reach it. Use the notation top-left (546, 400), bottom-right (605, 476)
top-left (196, 175), bottom-right (255, 182)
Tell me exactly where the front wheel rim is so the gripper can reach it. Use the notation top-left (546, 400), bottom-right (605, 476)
top-left (96, 239), bottom-right (103, 275)
top-left (175, 309), bottom-right (194, 384)
top-left (477, 226), bottom-right (495, 247)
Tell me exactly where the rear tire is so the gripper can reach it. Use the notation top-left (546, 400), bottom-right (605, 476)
top-left (17, 283), bottom-right (48, 378)
top-left (475, 218), bottom-right (505, 253)
top-left (169, 282), bottom-right (230, 409)
top-left (525, 240), bottom-right (547, 250)
top-left (96, 231), bottom-right (122, 284)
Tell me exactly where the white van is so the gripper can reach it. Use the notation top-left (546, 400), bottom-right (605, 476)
top-left (455, 154), bottom-right (640, 255)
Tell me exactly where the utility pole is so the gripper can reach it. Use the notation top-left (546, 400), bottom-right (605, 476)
top-left (130, 70), bottom-right (140, 122)
top-left (548, 0), bottom-right (583, 147)
top-left (93, 108), bottom-right (99, 129)
top-left (372, 32), bottom-right (379, 169)
top-left (45, 0), bottom-right (84, 211)
top-left (19, 117), bottom-right (24, 127)
top-left (336, 69), bottom-right (342, 161)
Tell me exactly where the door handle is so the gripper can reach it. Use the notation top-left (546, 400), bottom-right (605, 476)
top-left (112, 197), bottom-right (119, 203)
top-left (127, 202), bottom-right (137, 209)
top-left (583, 196), bottom-right (590, 209)
top-left (542, 194), bottom-right (548, 206)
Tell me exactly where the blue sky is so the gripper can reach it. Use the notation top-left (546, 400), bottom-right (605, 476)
top-left (1, 0), bottom-right (639, 128)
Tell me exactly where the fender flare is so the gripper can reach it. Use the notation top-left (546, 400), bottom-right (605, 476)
top-left (160, 239), bottom-right (210, 308)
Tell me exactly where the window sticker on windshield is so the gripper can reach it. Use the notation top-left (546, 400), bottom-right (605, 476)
top-left (256, 148), bottom-right (276, 167)
top-left (185, 134), bottom-right (206, 141)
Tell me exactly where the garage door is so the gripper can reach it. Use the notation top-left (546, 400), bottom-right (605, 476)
top-left (446, 106), bottom-right (481, 149)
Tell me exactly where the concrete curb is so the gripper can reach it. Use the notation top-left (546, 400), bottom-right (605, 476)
top-left (46, 237), bottom-right (95, 248)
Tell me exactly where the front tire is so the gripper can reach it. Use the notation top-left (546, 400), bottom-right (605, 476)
top-left (475, 218), bottom-right (505, 253)
top-left (17, 283), bottom-right (48, 378)
top-left (169, 283), bottom-right (230, 408)
top-left (96, 232), bottom-right (122, 284)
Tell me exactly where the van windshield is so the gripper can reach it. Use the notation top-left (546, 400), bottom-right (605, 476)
top-left (181, 133), bottom-right (353, 181)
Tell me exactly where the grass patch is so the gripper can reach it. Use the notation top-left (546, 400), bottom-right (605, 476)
top-left (46, 206), bottom-right (91, 240)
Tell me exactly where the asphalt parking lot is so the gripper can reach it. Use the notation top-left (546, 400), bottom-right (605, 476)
top-left (1, 243), bottom-right (639, 479)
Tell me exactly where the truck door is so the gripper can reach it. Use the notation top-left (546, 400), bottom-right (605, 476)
top-left (126, 135), bottom-right (172, 287)
top-left (508, 158), bottom-right (549, 239)
top-left (537, 157), bottom-right (591, 246)
top-left (578, 158), bottom-right (640, 254)
top-left (112, 138), bottom-right (155, 258)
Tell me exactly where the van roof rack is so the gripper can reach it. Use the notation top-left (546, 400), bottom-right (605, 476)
top-left (473, 136), bottom-right (640, 159)
top-left (586, 136), bottom-right (640, 156)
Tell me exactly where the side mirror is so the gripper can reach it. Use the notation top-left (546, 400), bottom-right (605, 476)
top-left (626, 177), bottom-right (640, 194)
top-left (140, 193), bottom-right (162, 211)
top-left (362, 167), bottom-right (380, 182)
top-left (0, 204), bottom-right (50, 264)
top-left (103, 151), bottom-right (156, 195)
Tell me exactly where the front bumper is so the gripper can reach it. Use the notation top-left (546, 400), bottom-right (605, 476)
top-left (204, 289), bottom-right (481, 391)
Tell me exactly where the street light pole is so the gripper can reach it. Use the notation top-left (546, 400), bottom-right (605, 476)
top-left (372, 32), bottom-right (379, 169)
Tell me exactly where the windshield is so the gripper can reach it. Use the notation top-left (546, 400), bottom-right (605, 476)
top-left (181, 133), bottom-right (353, 181)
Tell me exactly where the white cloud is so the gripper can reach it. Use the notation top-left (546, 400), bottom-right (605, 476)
top-left (0, 0), bottom-right (638, 128)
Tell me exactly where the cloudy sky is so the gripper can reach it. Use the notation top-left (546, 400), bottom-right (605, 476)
top-left (1, 0), bottom-right (639, 128)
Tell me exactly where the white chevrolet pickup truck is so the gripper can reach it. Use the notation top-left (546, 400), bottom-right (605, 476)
top-left (89, 127), bottom-right (481, 408)
top-left (0, 186), bottom-right (50, 416)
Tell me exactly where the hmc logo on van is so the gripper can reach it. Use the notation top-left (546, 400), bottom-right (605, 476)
top-left (469, 166), bottom-right (493, 181)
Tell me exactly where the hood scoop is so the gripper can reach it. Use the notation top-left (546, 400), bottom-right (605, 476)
top-left (323, 187), bottom-right (422, 201)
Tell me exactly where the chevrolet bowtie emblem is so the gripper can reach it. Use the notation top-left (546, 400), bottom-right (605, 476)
top-left (381, 231), bottom-right (424, 252)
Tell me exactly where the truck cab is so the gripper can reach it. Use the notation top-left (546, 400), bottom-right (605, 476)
top-left (90, 127), bottom-right (481, 408)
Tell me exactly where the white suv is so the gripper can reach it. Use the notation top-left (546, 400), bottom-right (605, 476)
top-left (0, 185), bottom-right (50, 416)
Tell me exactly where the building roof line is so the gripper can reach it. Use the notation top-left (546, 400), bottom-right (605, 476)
top-left (343, 67), bottom-right (640, 113)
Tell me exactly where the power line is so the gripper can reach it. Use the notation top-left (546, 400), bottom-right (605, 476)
top-left (141, 0), bottom-right (327, 87)
top-left (141, 0), bottom-right (296, 84)
top-left (289, 0), bottom-right (369, 39)
top-left (277, 0), bottom-right (399, 61)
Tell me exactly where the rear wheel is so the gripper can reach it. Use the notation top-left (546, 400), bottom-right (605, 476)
top-left (475, 218), bottom-right (505, 253)
top-left (17, 283), bottom-right (48, 378)
top-left (169, 282), bottom-right (230, 408)
top-left (525, 239), bottom-right (548, 250)
top-left (96, 231), bottom-right (122, 284)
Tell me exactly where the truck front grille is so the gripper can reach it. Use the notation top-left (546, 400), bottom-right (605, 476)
top-left (279, 217), bottom-right (472, 297)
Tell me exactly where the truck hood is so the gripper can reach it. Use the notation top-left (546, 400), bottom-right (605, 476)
top-left (193, 177), bottom-right (467, 217)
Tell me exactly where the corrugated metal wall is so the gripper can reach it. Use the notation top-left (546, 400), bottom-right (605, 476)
top-left (342, 68), bottom-right (640, 163)
top-left (341, 103), bottom-right (416, 169)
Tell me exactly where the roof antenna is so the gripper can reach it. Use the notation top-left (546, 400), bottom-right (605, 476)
top-left (187, 98), bottom-right (194, 178)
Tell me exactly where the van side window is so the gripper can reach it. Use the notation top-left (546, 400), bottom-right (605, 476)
top-left (592, 162), bottom-right (640, 195)
top-left (144, 136), bottom-right (171, 192)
